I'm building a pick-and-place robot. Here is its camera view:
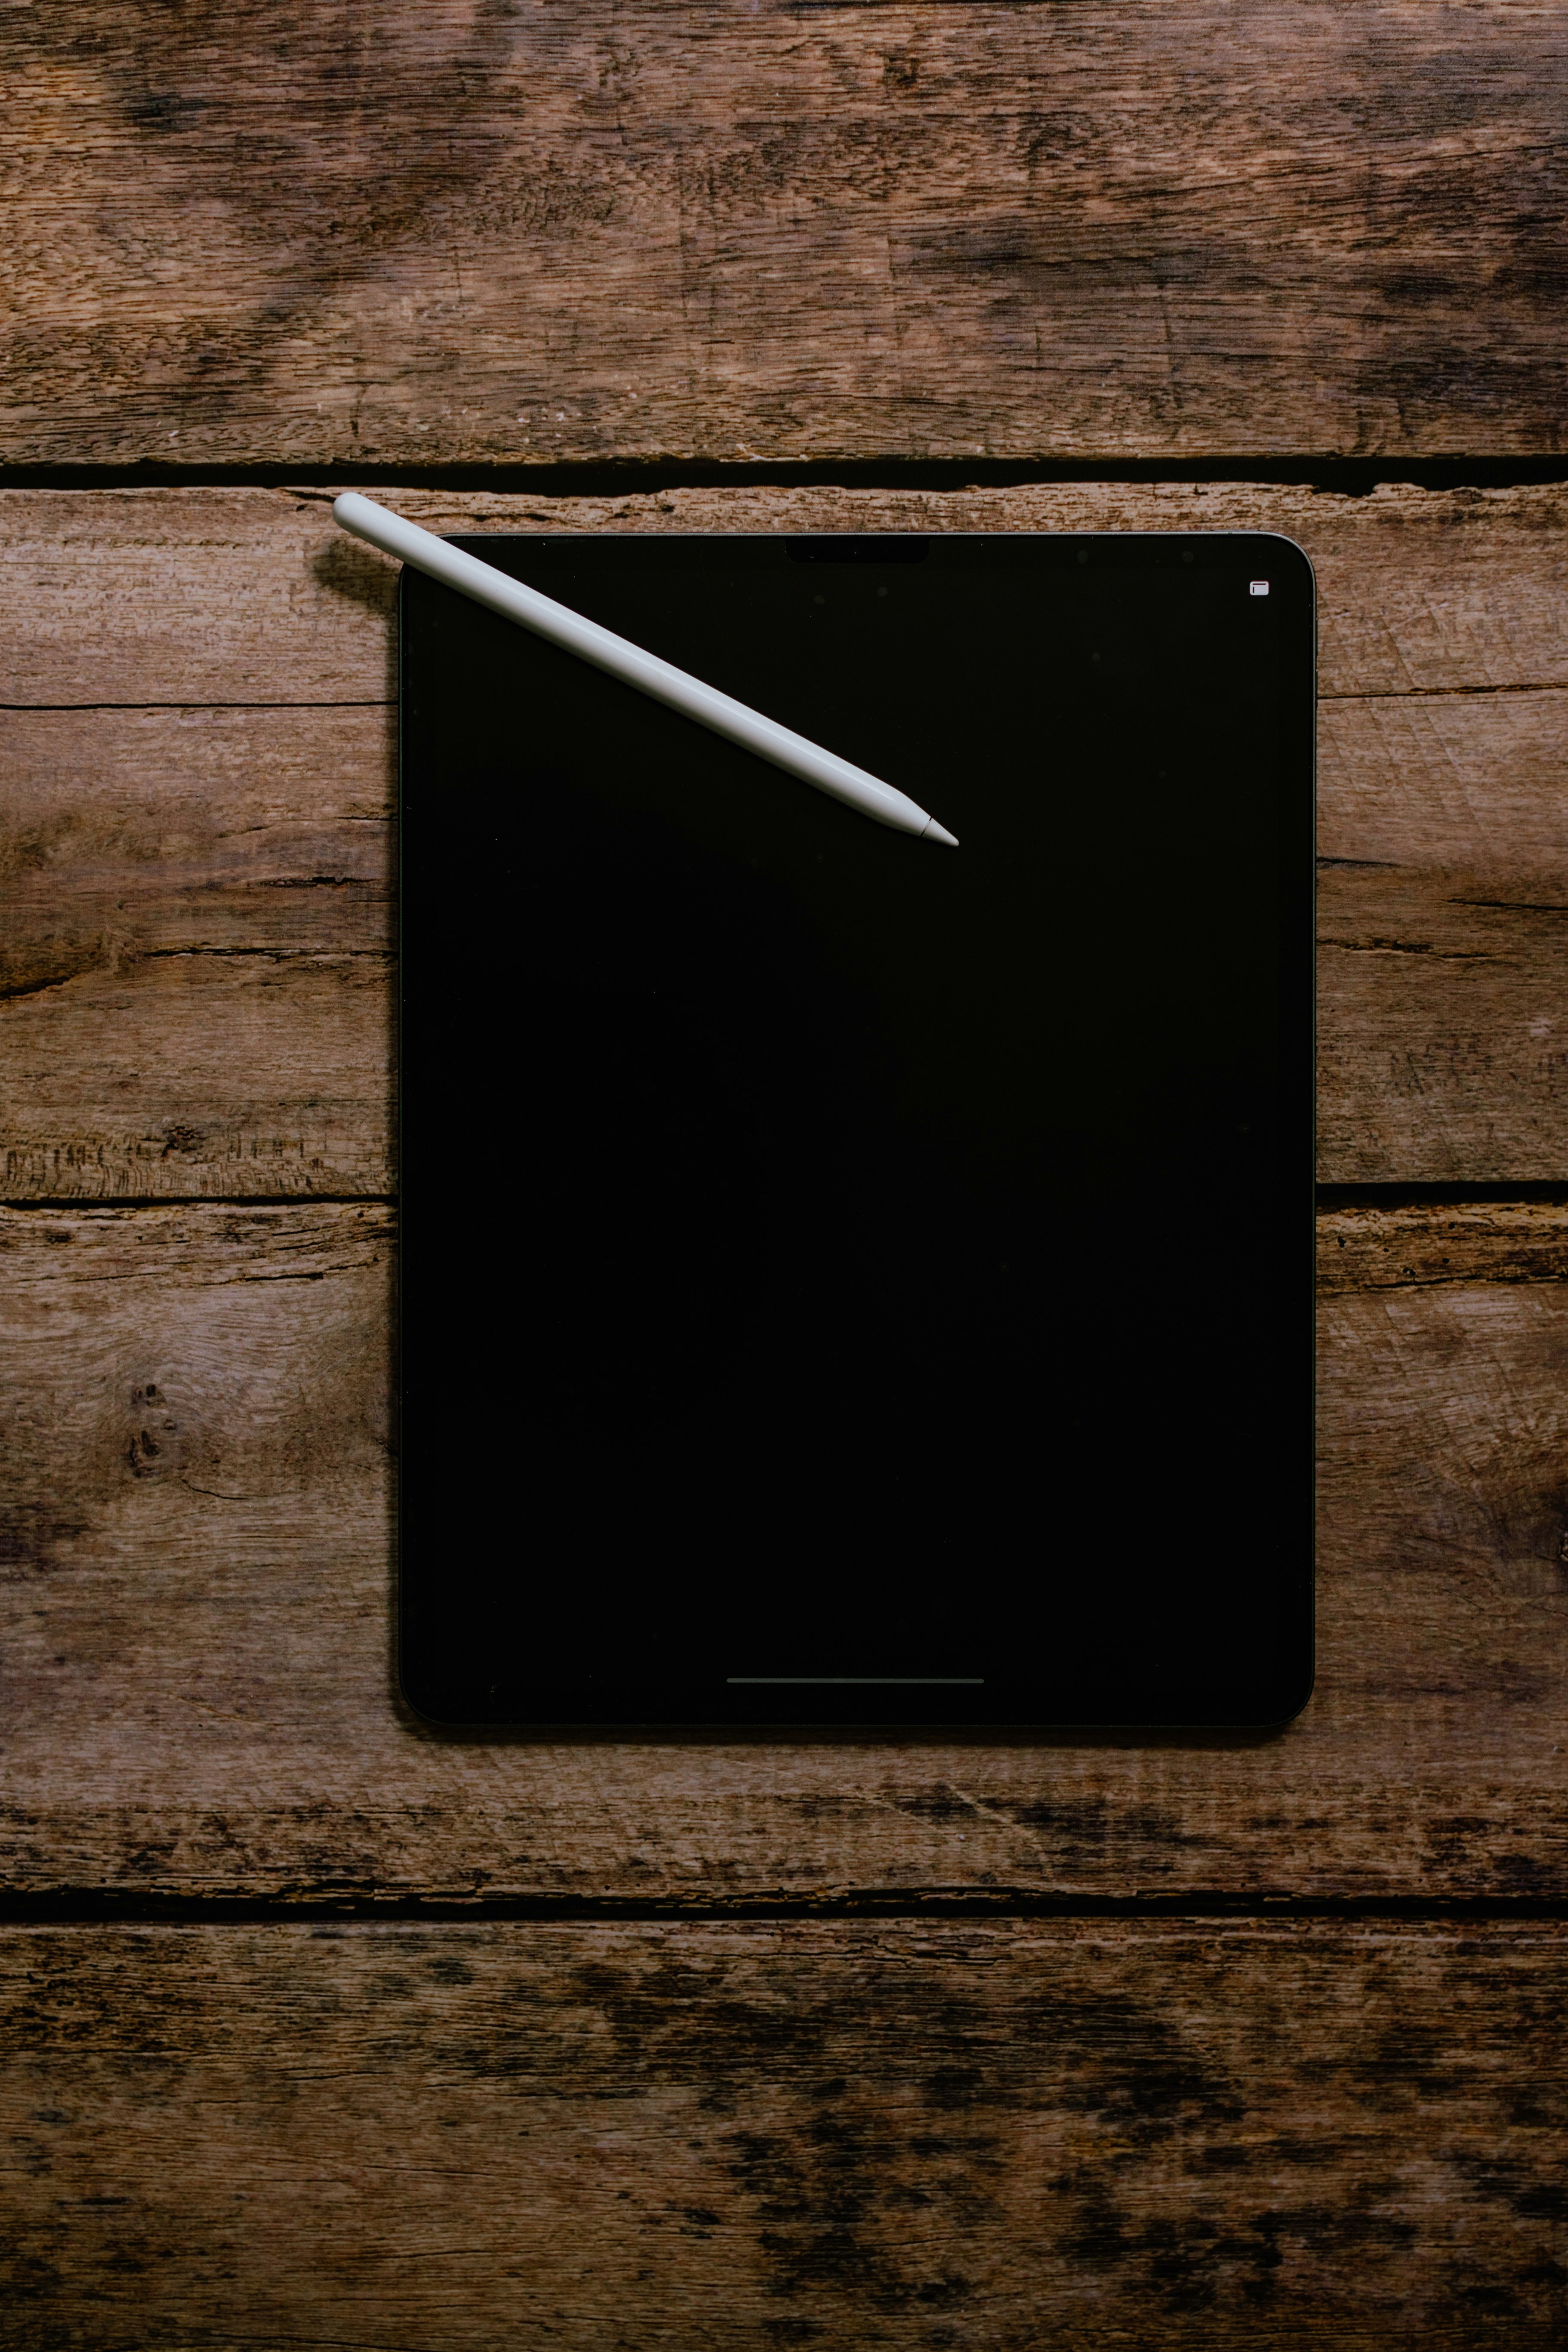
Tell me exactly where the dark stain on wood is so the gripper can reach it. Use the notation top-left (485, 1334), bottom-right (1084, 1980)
top-left (1, 1922), bottom-right (1565, 2342)
top-left (7, 4), bottom-right (1568, 463)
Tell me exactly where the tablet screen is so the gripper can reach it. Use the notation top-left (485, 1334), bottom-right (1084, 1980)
top-left (398, 532), bottom-right (1315, 1725)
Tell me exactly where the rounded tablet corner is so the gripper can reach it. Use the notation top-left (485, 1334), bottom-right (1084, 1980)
top-left (1250, 1659), bottom-right (1317, 1735)
top-left (1250, 530), bottom-right (1317, 600)
top-left (395, 1659), bottom-right (485, 1734)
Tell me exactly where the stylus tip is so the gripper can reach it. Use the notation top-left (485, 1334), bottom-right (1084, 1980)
top-left (923, 820), bottom-right (960, 848)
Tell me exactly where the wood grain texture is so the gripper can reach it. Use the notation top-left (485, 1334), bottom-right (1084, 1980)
top-left (3, 1919), bottom-right (1565, 2349)
top-left (6, 1), bottom-right (1567, 464)
top-left (3, 481), bottom-right (1565, 1193)
top-left (1317, 1198), bottom-right (1568, 1296)
top-left (0, 705), bottom-right (393, 996)
top-left (9, 484), bottom-right (1566, 710)
top-left (3, 1200), bottom-right (1565, 1902)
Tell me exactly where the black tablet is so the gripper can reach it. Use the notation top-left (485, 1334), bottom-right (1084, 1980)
top-left (398, 531), bottom-right (1315, 1728)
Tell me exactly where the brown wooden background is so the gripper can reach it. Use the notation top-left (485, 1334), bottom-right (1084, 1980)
top-left (3, 4), bottom-right (1566, 2344)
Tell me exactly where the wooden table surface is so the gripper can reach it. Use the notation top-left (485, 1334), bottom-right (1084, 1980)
top-left (3, 6), bottom-right (1566, 2345)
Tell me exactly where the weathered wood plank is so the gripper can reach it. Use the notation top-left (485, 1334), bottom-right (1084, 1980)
top-left (0, 703), bottom-right (396, 1197)
top-left (1316, 869), bottom-right (1568, 1184)
top-left (1318, 689), bottom-right (1568, 882)
top-left (1317, 1199), bottom-right (1568, 1295)
top-left (2, 1919), bottom-right (1564, 2349)
top-left (6, 2), bottom-right (1566, 464)
top-left (6, 485), bottom-right (1565, 709)
top-left (0, 954), bottom-right (393, 1200)
top-left (2, 1201), bottom-right (1565, 1900)
top-left (0, 705), bottom-right (393, 1002)
top-left (3, 483), bottom-right (1565, 1191)
top-left (1316, 681), bottom-right (1568, 1173)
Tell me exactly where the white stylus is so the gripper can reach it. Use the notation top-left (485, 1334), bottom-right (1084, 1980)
top-left (334, 493), bottom-right (959, 846)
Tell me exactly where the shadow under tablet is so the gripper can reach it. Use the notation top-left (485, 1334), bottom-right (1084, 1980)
top-left (397, 532), bottom-right (1316, 1729)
